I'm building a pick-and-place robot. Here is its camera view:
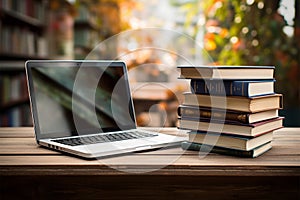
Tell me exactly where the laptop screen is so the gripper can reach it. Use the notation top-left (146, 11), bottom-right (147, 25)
top-left (26, 61), bottom-right (136, 139)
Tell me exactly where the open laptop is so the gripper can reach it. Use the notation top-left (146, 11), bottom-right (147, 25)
top-left (25, 60), bottom-right (185, 158)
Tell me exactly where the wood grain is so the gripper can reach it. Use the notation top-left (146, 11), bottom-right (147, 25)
top-left (0, 127), bottom-right (299, 199)
top-left (0, 128), bottom-right (299, 170)
top-left (1, 175), bottom-right (299, 200)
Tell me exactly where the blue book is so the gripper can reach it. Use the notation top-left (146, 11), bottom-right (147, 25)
top-left (190, 79), bottom-right (275, 97)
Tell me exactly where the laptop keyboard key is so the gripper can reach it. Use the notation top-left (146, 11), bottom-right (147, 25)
top-left (52, 131), bottom-right (158, 146)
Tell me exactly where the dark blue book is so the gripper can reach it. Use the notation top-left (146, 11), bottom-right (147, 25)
top-left (190, 79), bottom-right (275, 97)
top-left (181, 141), bottom-right (272, 158)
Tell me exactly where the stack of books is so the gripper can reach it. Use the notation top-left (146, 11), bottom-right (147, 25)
top-left (177, 66), bottom-right (283, 158)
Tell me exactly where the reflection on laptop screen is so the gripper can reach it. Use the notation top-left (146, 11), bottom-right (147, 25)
top-left (30, 64), bottom-right (136, 139)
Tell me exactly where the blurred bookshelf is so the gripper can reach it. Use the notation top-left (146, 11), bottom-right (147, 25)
top-left (0, 0), bottom-right (48, 126)
top-left (0, 0), bottom-right (122, 126)
top-left (0, 0), bottom-right (48, 59)
top-left (73, 0), bottom-right (121, 60)
top-left (0, 62), bottom-right (31, 126)
top-left (74, 2), bottom-right (100, 59)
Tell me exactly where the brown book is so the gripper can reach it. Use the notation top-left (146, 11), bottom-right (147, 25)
top-left (178, 66), bottom-right (274, 80)
top-left (188, 131), bottom-right (273, 151)
top-left (178, 105), bottom-right (279, 124)
top-left (179, 117), bottom-right (283, 137)
top-left (183, 93), bottom-right (282, 113)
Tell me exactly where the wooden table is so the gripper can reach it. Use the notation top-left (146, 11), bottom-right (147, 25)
top-left (0, 127), bottom-right (299, 199)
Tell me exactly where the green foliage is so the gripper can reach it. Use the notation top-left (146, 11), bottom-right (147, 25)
top-left (180, 0), bottom-right (299, 108)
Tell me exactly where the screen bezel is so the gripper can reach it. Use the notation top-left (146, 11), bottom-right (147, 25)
top-left (25, 60), bottom-right (137, 141)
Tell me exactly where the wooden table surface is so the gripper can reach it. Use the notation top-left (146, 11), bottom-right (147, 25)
top-left (0, 127), bottom-right (299, 199)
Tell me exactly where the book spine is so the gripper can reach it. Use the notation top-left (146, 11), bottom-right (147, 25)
top-left (178, 106), bottom-right (249, 123)
top-left (191, 80), bottom-right (250, 97)
top-left (181, 141), bottom-right (254, 157)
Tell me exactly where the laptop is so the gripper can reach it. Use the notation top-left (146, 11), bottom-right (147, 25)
top-left (25, 60), bottom-right (185, 158)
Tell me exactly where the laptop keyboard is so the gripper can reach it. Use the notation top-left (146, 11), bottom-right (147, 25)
top-left (52, 131), bottom-right (158, 146)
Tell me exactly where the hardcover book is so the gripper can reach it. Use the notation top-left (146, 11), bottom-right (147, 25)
top-left (178, 105), bottom-right (279, 124)
top-left (178, 66), bottom-right (275, 80)
top-left (178, 117), bottom-right (283, 137)
top-left (190, 79), bottom-right (275, 97)
top-left (181, 141), bottom-right (272, 158)
top-left (183, 93), bottom-right (282, 113)
top-left (188, 131), bottom-right (273, 151)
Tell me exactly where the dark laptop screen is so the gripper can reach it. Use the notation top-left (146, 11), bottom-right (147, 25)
top-left (26, 61), bottom-right (136, 139)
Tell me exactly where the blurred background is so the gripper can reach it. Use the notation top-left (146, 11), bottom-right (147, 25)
top-left (0, 0), bottom-right (299, 127)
